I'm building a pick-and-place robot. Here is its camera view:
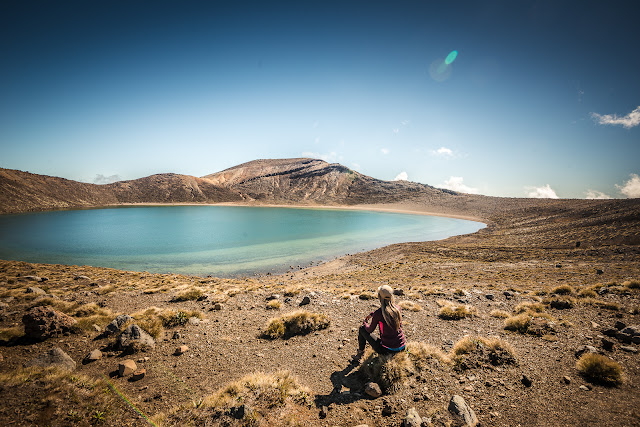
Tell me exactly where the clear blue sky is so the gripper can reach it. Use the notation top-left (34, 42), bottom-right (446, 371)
top-left (1, 1), bottom-right (638, 198)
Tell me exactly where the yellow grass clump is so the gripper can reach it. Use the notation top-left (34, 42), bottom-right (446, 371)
top-left (266, 299), bottom-right (282, 310)
top-left (551, 284), bottom-right (574, 295)
top-left (171, 287), bottom-right (204, 302)
top-left (264, 310), bottom-right (330, 339)
top-left (514, 301), bottom-right (545, 314)
top-left (437, 300), bottom-right (476, 320)
top-left (450, 336), bottom-right (517, 370)
top-left (581, 298), bottom-right (620, 311)
top-left (399, 300), bottom-right (423, 312)
top-left (0, 326), bottom-right (24, 342)
top-left (576, 353), bottom-right (623, 386)
top-left (490, 309), bottom-right (510, 319)
top-left (623, 280), bottom-right (640, 290)
top-left (359, 349), bottom-right (413, 393)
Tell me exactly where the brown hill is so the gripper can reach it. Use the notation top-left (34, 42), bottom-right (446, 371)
top-left (204, 158), bottom-right (453, 205)
top-left (0, 169), bottom-right (242, 214)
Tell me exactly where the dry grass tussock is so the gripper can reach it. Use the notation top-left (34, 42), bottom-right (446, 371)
top-left (0, 326), bottom-right (23, 342)
top-left (398, 300), bottom-right (422, 312)
top-left (437, 300), bottom-right (476, 320)
top-left (450, 336), bottom-right (517, 370)
top-left (504, 312), bottom-right (555, 336)
top-left (623, 279), bottom-right (640, 290)
top-left (359, 341), bottom-right (451, 393)
top-left (157, 371), bottom-right (313, 426)
top-left (580, 298), bottom-right (620, 311)
top-left (550, 284), bottom-right (574, 295)
top-left (132, 306), bottom-right (203, 338)
top-left (170, 287), bottom-right (204, 302)
top-left (576, 353), bottom-right (624, 386)
top-left (266, 299), bottom-right (281, 310)
top-left (264, 310), bottom-right (330, 339)
top-left (490, 309), bottom-right (510, 319)
top-left (514, 301), bottom-right (545, 314)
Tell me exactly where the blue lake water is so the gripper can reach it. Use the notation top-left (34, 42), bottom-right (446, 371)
top-left (0, 206), bottom-right (484, 276)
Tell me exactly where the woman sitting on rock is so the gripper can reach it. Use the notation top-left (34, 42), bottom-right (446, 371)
top-left (352, 285), bottom-right (405, 361)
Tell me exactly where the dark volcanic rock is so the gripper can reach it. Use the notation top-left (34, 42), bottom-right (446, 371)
top-left (22, 306), bottom-right (77, 340)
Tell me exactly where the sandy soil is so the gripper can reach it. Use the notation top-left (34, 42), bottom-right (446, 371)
top-left (1, 199), bottom-right (639, 426)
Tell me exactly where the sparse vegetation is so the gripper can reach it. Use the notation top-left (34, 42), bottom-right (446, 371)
top-left (576, 353), bottom-right (623, 386)
top-left (398, 300), bottom-right (422, 312)
top-left (437, 300), bottom-right (476, 320)
top-left (359, 349), bottom-right (413, 393)
top-left (0, 326), bottom-right (23, 342)
top-left (264, 310), bottom-right (329, 339)
top-left (450, 336), bottom-right (517, 370)
top-left (266, 299), bottom-right (282, 310)
top-left (623, 280), bottom-right (640, 290)
top-left (490, 309), bottom-right (510, 318)
top-left (551, 284), bottom-right (574, 295)
top-left (514, 301), bottom-right (545, 314)
top-left (581, 298), bottom-right (621, 311)
top-left (171, 287), bottom-right (204, 302)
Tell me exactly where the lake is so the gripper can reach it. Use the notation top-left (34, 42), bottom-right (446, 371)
top-left (0, 206), bottom-right (484, 276)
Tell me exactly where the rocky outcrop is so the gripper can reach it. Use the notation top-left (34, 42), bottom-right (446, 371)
top-left (116, 324), bottom-right (155, 353)
top-left (22, 306), bottom-right (77, 340)
top-left (25, 347), bottom-right (76, 371)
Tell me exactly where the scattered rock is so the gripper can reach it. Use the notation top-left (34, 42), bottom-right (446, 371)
top-left (74, 275), bottom-right (90, 280)
top-left (603, 328), bottom-right (618, 337)
top-left (172, 331), bottom-right (181, 339)
top-left (448, 395), bottom-right (478, 427)
top-left (116, 324), bottom-right (155, 353)
top-left (503, 291), bottom-right (514, 300)
top-left (118, 359), bottom-right (137, 377)
top-left (591, 321), bottom-right (599, 329)
top-left (175, 345), bottom-right (189, 355)
top-left (196, 295), bottom-right (208, 302)
top-left (393, 289), bottom-right (405, 296)
top-left (365, 382), bottom-right (382, 398)
top-left (575, 345), bottom-right (598, 359)
top-left (485, 294), bottom-right (495, 300)
top-left (550, 299), bottom-right (573, 309)
top-left (579, 385), bottom-right (591, 391)
top-left (521, 374), bottom-right (532, 387)
top-left (132, 368), bottom-right (146, 381)
top-left (105, 314), bottom-right (132, 336)
top-left (620, 346), bottom-right (638, 353)
top-left (83, 349), bottom-right (102, 364)
top-left (92, 324), bottom-right (102, 332)
top-left (596, 269), bottom-right (604, 275)
top-left (614, 321), bottom-right (626, 330)
top-left (188, 317), bottom-right (200, 326)
top-left (299, 296), bottom-right (311, 306)
top-left (382, 397), bottom-right (395, 416)
top-left (22, 306), bottom-right (77, 341)
top-left (563, 376), bottom-right (571, 384)
top-left (402, 407), bottom-right (422, 427)
top-left (601, 338), bottom-right (615, 351)
top-left (265, 294), bottom-right (279, 301)
top-left (25, 286), bottom-right (46, 294)
top-left (213, 303), bottom-right (223, 310)
top-left (25, 347), bottom-right (76, 371)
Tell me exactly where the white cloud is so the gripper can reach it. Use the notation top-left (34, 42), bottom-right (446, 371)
top-left (585, 190), bottom-right (612, 200)
top-left (431, 146), bottom-right (454, 157)
top-left (392, 128), bottom-right (399, 134)
top-left (616, 173), bottom-right (640, 198)
top-left (301, 151), bottom-right (339, 163)
top-left (591, 106), bottom-right (640, 129)
top-left (401, 120), bottom-right (410, 126)
top-left (440, 176), bottom-right (478, 194)
top-left (94, 174), bottom-right (121, 184)
top-left (381, 148), bottom-right (390, 155)
top-left (394, 171), bottom-right (408, 181)
top-left (526, 184), bottom-right (559, 199)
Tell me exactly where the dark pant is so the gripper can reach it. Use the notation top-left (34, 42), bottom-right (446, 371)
top-left (358, 325), bottom-right (394, 355)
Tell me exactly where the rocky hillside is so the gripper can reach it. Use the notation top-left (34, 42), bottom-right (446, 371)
top-left (204, 158), bottom-right (453, 204)
top-left (0, 169), bottom-right (242, 214)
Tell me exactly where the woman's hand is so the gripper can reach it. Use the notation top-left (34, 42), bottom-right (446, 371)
top-left (363, 314), bottom-right (372, 325)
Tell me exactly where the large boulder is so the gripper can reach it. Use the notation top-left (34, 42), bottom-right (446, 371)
top-left (104, 314), bottom-right (132, 336)
top-left (448, 395), bottom-right (478, 426)
top-left (25, 347), bottom-right (76, 371)
top-left (116, 324), bottom-right (155, 353)
top-left (22, 306), bottom-right (77, 340)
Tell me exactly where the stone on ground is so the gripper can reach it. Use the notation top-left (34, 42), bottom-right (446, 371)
top-left (83, 349), bottom-right (102, 364)
top-left (26, 347), bottom-right (76, 371)
top-left (132, 368), bottom-right (146, 381)
top-left (25, 286), bottom-right (46, 294)
top-left (402, 407), bottom-right (422, 427)
top-left (448, 395), bottom-right (478, 427)
top-left (118, 359), bottom-right (137, 377)
top-left (116, 324), bottom-right (155, 352)
top-left (364, 382), bottom-right (382, 398)
top-left (22, 306), bottom-right (77, 340)
top-left (175, 345), bottom-right (189, 355)
top-left (104, 314), bottom-right (132, 336)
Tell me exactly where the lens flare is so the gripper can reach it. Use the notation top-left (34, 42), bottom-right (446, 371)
top-left (445, 50), bottom-right (458, 65)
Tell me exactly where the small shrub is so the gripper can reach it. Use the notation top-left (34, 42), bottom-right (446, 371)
top-left (577, 288), bottom-right (597, 298)
top-left (171, 287), bottom-right (203, 302)
top-left (359, 350), bottom-right (412, 393)
top-left (514, 302), bottom-right (545, 314)
top-left (450, 336), bottom-right (517, 370)
top-left (266, 300), bottom-right (281, 310)
top-left (581, 298), bottom-right (620, 311)
top-left (0, 326), bottom-right (24, 342)
top-left (504, 313), bottom-right (555, 336)
top-left (406, 341), bottom-right (451, 370)
top-left (438, 302), bottom-right (475, 320)
top-left (264, 310), bottom-right (329, 339)
top-left (399, 301), bottom-right (422, 312)
top-left (576, 353), bottom-right (623, 386)
top-left (551, 284), bottom-right (574, 295)
top-left (453, 288), bottom-right (468, 297)
top-left (623, 280), bottom-right (640, 290)
top-left (283, 286), bottom-right (301, 297)
top-left (490, 309), bottom-right (510, 319)
top-left (359, 292), bottom-right (375, 300)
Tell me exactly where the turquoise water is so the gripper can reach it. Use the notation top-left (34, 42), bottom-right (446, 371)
top-left (0, 206), bottom-right (484, 276)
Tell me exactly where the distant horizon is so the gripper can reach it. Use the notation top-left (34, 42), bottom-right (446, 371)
top-left (1, 1), bottom-right (638, 199)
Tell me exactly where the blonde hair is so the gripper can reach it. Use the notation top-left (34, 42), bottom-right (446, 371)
top-left (378, 285), bottom-right (402, 331)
